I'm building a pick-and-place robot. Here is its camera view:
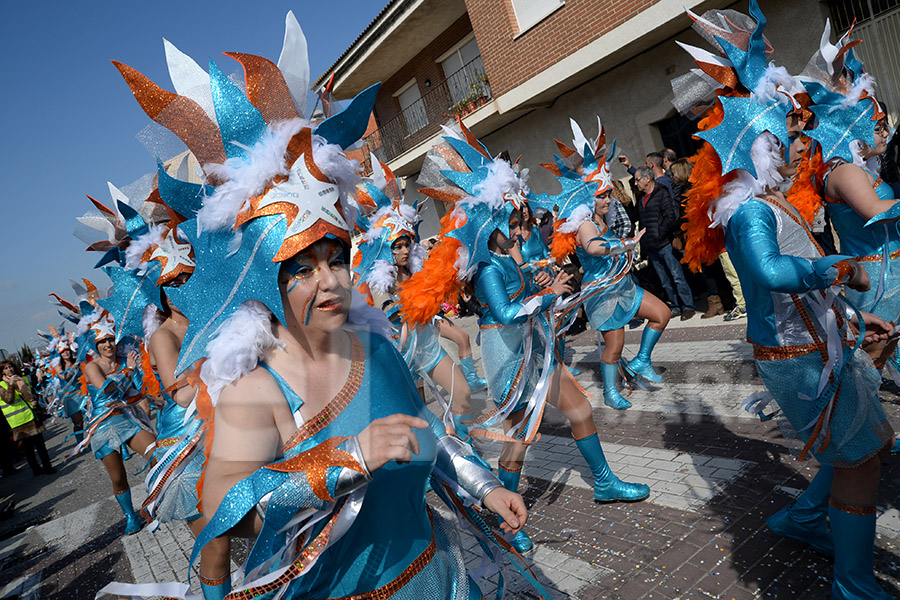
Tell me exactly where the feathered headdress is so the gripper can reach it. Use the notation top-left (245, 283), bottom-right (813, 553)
top-left (398, 120), bottom-right (525, 326)
top-left (674, 0), bottom-right (798, 270)
top-left (800, 20), bottom-right (883, 165)
top-left (114, 13), bottom-right (381, 393)
top-left (530, 117), bottom-right (617, 261)
top-left (352, 155), bottom-right (426, 296)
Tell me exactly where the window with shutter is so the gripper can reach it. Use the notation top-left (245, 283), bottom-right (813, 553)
top-left (510, 0), bottom-right (564, 33)
top-left (397, 82), bottom-right (427, 134)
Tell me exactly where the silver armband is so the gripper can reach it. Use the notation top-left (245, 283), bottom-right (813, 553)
top-left (436, 436), bottom-right (502, 502)
top-left (608, 238), bottom-right (637, 256)
top-left (333, 435), bottom-right (373, 499)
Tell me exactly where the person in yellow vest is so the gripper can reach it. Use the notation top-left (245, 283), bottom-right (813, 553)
top-left (0, 361), bottom-right (56, 476)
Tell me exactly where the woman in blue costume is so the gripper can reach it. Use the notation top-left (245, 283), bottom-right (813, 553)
top-left (55, 342), bottom-right (87, 444)
top-left (104, 21), bottom-right (529, 597)
top-left (676, 6), bottom-right (896, 597)
top-left (537, 119), bottom-right (671, 410)
top-left (77, 307), bottom-right (156, 536)
top-left (354, 157), bottom-right (487, 442)
top-left (401, 122), bottom-right (651, 555)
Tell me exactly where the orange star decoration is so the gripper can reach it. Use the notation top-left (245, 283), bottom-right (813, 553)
top-left (266, 437), bottom-right (366, 502)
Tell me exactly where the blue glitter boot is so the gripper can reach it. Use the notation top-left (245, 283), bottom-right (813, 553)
top-left (114, 488), bottom-right (144, 535)
top-left (459, 357), bottom-right (487, 392)
top-left (497, 465), bottom-right (533, 553)
top-left (575, 433), bottom-right (650, 502)
top-left (600, 361), bottom-right (631, 410)
top-left (199, 573), bottom-right (231, 600)
top-left (625, 327), bottom-right (664, 383)
top-left (766, 465), bottom-right (834, 556)
top-left (829, 499), bottom-right (893, 599)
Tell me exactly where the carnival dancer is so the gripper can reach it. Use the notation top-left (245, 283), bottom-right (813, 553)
top-left (43, 325), bottom-right (87, 444)
top-left (355, 156), bottom-right (486, 441)
top-left (75, 305), bottom-right (156, 536)
top-left (401, 121), bottom-right (651, 554)
top-left (100, 14), bottom-right (535, 599)
top-left (798, 25), bottom-right (899, 366)
top-left (533, 119), bottom-right (671, 410)
top-left (514, 200), bottom-right (582, 376)
top-left (675, 3), bottom-right (895, 597)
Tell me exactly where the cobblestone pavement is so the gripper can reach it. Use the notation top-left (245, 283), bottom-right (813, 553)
top-left (1, 312), bottom-right (898, 599)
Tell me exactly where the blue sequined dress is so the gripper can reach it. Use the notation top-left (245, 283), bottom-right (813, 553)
top-left (58, 364), bottom-right (87, 418)
top-left (147, 368), bottom-right (202, 523)
top-left (84, 359), bottom-right (152, 461)
top-left (824, 165), bottom-right (900, 321)
top-left (725, 197), bottom-right (893, 466)
top-left (474, 253), bottom-right (558, 411)
top-left (575, 222), bottom-right (644, 331)
top-left (195, 331), bottom-right (479, 599)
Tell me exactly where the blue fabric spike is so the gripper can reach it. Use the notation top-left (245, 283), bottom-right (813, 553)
top-left (58, 310), bottom-right (79, 324)
top-left (98, 264), bottom-right (164, 343)
top-left (157, 163), bottom-right (212, 219)
top-left (805, 87), bottom-right (877, 163)
top-left (117, 201), bottom-right (149, 240)
top-left (208, 60), bottom-right (267, 161)
top-left (447, 201), bottom-right (514, 273)
top-left (167, 215), bottom-right (287, 376)
top-left (606, 139), bottom-right (617, 165)
top-left (696, 95), bottom-right (790, 178)
top-left (353, 229), bottom-right (393, 279)
top-left (582, 142), bottom-right (598, 173)
top-left (442, 166), bottom-right (492, 197)
top-left (865, 201), bottom-right (900, 227)
top-left (94, 247), bottom-right (123, 269)
top-left (412, 198), bottom-right (422, 238)
top-left (715, 0), bottom-right (768, 90)
top-left (844, 47), bottom-right (865, 81)
top-left (443, 136), bottom-right (491, 172)
top-left (364, 182), bottom-right (392, 210)
top-left (314, 83), bottom-right (381, 149)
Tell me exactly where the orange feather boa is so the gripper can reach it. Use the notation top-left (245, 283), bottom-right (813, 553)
top-left (398, 209), bottom-right (466, 327)
top-left (785, 146), bottom-right (825, 224)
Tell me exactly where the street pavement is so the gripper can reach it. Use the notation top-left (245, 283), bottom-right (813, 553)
top-left (1, 311), bottom-right (898, 599)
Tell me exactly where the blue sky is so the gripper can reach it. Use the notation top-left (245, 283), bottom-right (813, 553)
top-left (0, 1), bottom-right (386, 354)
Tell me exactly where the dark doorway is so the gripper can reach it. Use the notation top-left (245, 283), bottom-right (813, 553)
top-left (655, 112), bottom-right (703, 160)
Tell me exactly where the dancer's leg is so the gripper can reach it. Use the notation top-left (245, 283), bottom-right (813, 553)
top-left (766, 465), bottom-right (834, 555)
top-left (71, 412), bottom-right (84, 444)
top-left (599, 329), bottom-right (630, 410)
top-left (498, 409), bottom-right (531, 552)
top-left (440, 320), bottom-right (487, 391)
top-left (626, 293), bottom-right (670, 383)
top-left (188, 517), bottom-right (232, 600)
top-left (829, 453), bottom-right (892, 599)
top-left (101, 452), bottom-right (144, 535)
top-left (549, 370), bottom-right (649, 501)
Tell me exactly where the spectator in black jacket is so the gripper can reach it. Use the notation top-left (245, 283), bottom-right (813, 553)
top-left (634, 167), bottom-right (695, 319)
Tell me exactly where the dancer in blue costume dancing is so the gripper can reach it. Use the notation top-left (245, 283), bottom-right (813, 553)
top-left (101, 16), bottom-right (529, 598)
top-left (44, 326), bottom-right (87, 444)
top-left (676, 4), bottom-right (896, 597)
top-left (354, 156), bottom-right (487, 442)
top-left (533, 119), bottom-right (671, 410)
top-left (77, 306), bottom-right (156, 536)
top-left (401, 121), bottom-right (650, 555)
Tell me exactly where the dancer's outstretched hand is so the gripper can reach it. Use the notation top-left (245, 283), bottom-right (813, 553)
top-left (846, 260), bottom-right (870, 292)
top-left (855, 311), bottom-right (893, 344)
top-left (483, 488), bottom-right (527, 533)
top-left (358, 414), bottom-right (429, 472)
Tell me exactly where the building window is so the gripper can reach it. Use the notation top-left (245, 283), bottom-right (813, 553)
top-left (510, 0), bottom-right (564, 34)
top-left (440, 36), bottom-right (487, 104)
top-left (829, 0), bottom-right (899, 30)
top-left (395, 80), bottom-right (428, 135)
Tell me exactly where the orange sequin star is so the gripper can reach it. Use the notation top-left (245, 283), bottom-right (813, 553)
top-left (266, 437), bottom-right (365, 502)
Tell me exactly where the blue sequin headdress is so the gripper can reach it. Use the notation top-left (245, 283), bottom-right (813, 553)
top-left (799, 19), bottom-right (882, 165)
top-left (352, 155), bottom-right (426, 296)
top-left (398, 119), bottom-right (526, 326)
top-left (528, 117), bottom-right (618, 259)
top-left (113, 13), bottom-right (381, 386)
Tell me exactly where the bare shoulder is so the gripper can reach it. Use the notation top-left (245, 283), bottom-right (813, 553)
top-left (214, 366), bottom-right (281, 424)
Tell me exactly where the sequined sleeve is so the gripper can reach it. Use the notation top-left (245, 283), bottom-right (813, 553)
top-left (475, 263), bottom-right (556, 326)
top-left (730, 201), bottom-right (850, 292)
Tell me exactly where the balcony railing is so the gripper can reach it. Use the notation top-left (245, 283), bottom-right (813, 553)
top-left (363, 58), bottom-right (492, 167)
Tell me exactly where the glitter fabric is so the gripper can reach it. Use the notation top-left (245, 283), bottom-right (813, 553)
top-left (98, 263), bottom-right (162, 343)
top-left (113, 61), bottom-right (227, 167)
top-left (224, 52), bottom-right (301, 124)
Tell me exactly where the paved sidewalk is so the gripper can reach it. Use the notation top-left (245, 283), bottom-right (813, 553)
top-left (1, 315), bottom-right (898, 599)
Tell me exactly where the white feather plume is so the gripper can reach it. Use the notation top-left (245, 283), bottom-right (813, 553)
top-left (125, 224), bottom-right (167, 271)
top-left (367, 259), bottom-right (398, 296)
top-left (200, 300), bottom-right (284, 405)
top-left (751, 63), bottom-right (795, 104)
top-left (708, 170), bottom-right (760, 229)
top-left (143, 305), bottom-right (165, 340)
top-left (558, 204), bottom-right (593, 234)
top-left (200, 119), bottom-right (308, 232)
top-left (408, 242), bottom-right (427, 274)
top-left (836, 72), bottom-right (876, 111)
top-left (472, 160), bottom-right (527, 208)
top-left (750, 131), bottom-right (784, 191)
